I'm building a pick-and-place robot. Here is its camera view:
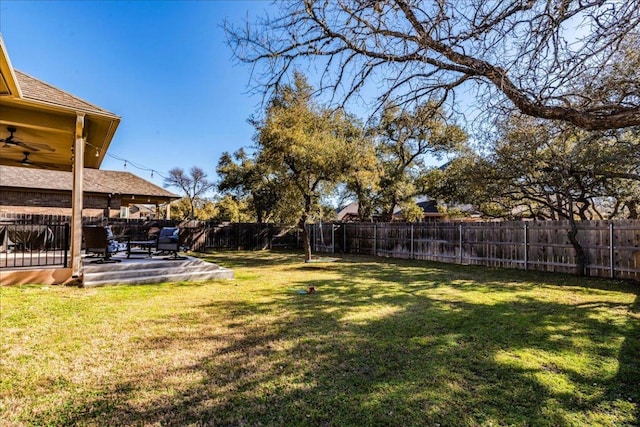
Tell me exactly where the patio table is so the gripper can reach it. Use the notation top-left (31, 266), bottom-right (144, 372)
top-left (126, 239), bottom-right (156, 258)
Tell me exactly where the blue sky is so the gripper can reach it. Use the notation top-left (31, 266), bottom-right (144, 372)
top-left (0, 0), bottom-right (273, 191)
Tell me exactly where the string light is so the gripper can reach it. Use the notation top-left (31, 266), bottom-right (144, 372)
top-left (84, 141), bottom-right (170, 180)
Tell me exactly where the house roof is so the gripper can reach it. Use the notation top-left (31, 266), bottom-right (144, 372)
top-left (416, 200), bottom-right (439, 214)
top-left (337, 199), bottom-right (444, 221)
top-left (336, 201), bottom-right (359, 219)
top-left (0, 165), bottom-right (180, 199)
top-left (14, 70), bottom-right (118, 118)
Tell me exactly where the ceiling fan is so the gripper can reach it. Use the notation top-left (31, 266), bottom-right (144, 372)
top-left (0, 126), bottom-right (56, 152)
top-left (17, 151), bottom-right (59, 169)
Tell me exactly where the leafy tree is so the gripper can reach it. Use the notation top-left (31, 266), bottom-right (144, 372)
top-left (213, 194), bottom-right (254, 223)
top-left (253, 73), bottom-right (358, 261)
top-left (164, 166), bottom-right (216, 220)
top-left (217, 148), bottom-right (280, 223)
top-left (167, 197), bottom-right (218, 221)
top-left (340, 132), bottom-right (381, 222)
top-left (227, 0), bottom-right (640, 130)
top-left (374, 102), bottom-right (466, 221)
top-left (397, 200), bottom-right (425, 222)
top-left (426, 116), bottom-right (640, 275)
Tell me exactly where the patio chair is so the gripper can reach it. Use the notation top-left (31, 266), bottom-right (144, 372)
top-left (156, 227), bottom-right (187, 260)
top-left (83, 225), bottom-right (121, 263)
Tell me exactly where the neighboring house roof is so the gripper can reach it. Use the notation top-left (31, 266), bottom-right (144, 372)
top-left (14, 70), bottom-right (118, 118)
top-left (336, 201), bottom-right (360, 220)
top-left (337, 198), bottom-right (445, 221)
top-left (416, 200), bottom-right (440, 215)
top-left (336, 201), bottom-right (385, 221)
top-left (0, 165), bottom-right (180, 199)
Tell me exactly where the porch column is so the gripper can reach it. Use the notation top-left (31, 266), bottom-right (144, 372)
top-left (70, 114), bottom-right (85, 278)
top-left (165, 201), bottom-right (171, 219)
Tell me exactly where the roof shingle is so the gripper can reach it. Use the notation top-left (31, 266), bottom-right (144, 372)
top-left (14, 70), bottom-right (118, 117)
top-left (0, 165), bottom-right (180, 199)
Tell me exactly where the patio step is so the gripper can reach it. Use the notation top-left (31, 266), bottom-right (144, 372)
top-left (82, 256), bottom-right (233, 287)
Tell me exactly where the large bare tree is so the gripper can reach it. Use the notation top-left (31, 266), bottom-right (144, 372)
top-left (164, 166), bottom-right (215, 220)
top-left (226, 0), bottom-right (640, 130)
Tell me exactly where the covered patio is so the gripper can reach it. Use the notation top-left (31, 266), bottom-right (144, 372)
top-left (0, 35), bottom-right (120, 284)
top-left (0, 36), bottom-right (220, 286)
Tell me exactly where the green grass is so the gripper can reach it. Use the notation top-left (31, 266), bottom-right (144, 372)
top-left (1, 251), bottom-right (638, 426)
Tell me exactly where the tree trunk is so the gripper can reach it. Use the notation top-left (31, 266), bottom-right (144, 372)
top-left (567, 218), bottom-right (587, 277)
top-left (300, 218), bottom-right (311, 262)
top-left (300, 194), bottom-right (312, 262)
top-left (627, 201), bottom-right (638, 219)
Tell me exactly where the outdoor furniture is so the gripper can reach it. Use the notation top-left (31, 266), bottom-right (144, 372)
top-left (0, 224), bottom-right (54, 252)
top-left (83, 225), bottom-right (121, 263)
top-left (126, 236), bottom-right (156, 258)
top-left (156, 227), bottom-right (187, 260)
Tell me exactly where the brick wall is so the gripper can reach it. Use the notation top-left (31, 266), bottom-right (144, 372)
top-left (0, 189), bottom-right (123, 217)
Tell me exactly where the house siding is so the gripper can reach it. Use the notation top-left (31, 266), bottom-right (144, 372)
top-left (0, 189), bottom-right (123, 217)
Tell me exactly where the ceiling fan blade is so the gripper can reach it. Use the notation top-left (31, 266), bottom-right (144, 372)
top-left (27, 141), bottom-right (55, 152)
top-left (2, 140), bottom-right (56, 152)
top-left (17, 141), bottom-right (43, 152)
top-left (16, 151), bottom-right (59, 169)
top-left (0, 127), bottom-right (56, 152)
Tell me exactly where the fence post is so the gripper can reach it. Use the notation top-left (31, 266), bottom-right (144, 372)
top-left (410, 224), bottom-right (414, 260)
top-left (63, 222), bottom-right (70, 268)
top-left (343, 223), bottom-right (347, 254)
top-left (609, 223), bottom-right (615, 279)
top-left (373, 224), bottom-right (377, 257)
top-left (524, 223), bottom-right (529, 271)
top-left (459, 223), bottom-right (463, 264)
top-left (332, 224), bottom-right (335, 254)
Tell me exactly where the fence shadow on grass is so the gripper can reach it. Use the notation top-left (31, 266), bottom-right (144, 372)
top-left (54, 252), bottom-right (639, 426)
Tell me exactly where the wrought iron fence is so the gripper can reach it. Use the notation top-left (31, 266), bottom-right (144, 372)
top-left (0, 215), bottom-right (302, 270)
top-left (0, 218), bottom-right (69, 269)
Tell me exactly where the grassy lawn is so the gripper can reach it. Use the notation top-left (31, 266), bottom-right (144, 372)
top-left (1, 251), bottom-right (638, 426)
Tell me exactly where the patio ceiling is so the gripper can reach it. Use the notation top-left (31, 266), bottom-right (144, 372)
top-left (0, 102), bottom-right (119, 171)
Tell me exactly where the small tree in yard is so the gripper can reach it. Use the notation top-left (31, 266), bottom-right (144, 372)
top-left (253, 73), bottom-right (359, 262)
top-left (164, 166), bottom-right (215, 220)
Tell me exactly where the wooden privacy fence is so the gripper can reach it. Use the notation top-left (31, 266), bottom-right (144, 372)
top-left (93, 220), bottom-right (301, 252)
top-left (178, 222), bottom-right (300, 252)
top-left (309, 220), bottom-right (640, 280)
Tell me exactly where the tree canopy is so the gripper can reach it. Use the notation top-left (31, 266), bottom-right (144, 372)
top-left (374, 102), bottom-right (466, 220)
top-left (164, 166), bottom-right (215, 220)
top-left (425, 117), bottom-right (640, 221)
top-left (217, 148), bottom-right (279, 223)
top-left (251, 73), bottom-right (361, 260)
top-left (227, 0), bottom-right (640, 130)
